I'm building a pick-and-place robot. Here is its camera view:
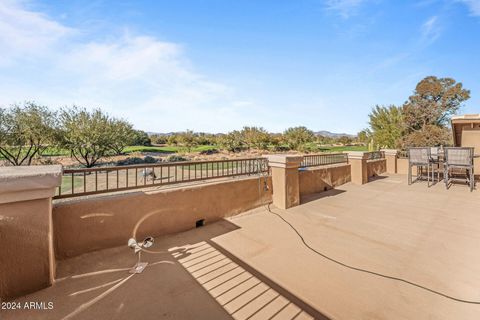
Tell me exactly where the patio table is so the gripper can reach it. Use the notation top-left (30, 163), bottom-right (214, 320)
top-left (414, 151), bottom-right (479, 184)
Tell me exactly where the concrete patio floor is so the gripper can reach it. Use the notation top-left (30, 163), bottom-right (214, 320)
top-left (3, 174), bottom-right (480, 319)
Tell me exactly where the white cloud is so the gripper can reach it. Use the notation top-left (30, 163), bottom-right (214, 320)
top-left (324, 0), bottom-right (367, 18)
top-left (421, 16), bottom-right (441, 45)
top-left (456, 0), bottom-right (480, 16)
top-left (0, 0), bottom-right (72, 65)
top-left (0, 0), bottom-right (263, 132)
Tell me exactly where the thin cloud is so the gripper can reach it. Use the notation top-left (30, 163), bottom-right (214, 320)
top-left (456, 0), bottom-right (480, 16)
top-left (324, 0), bottom-right (367, 18)
top-left (421, 16), bottom-right (442, 45)
top-left (0, 0), bottom-right (72, 65)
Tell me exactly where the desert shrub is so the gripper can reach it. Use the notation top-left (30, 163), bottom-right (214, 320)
top-left (116, 157), bottom-right (145, 165)
top-left (268, 144), bottom-right (290, 152)
top-left (199, 148), bottom-right (219, 155)
top-left (166, 155), bottom-right (189, 162)
top-left (144, 156), bottom-right (158, 163)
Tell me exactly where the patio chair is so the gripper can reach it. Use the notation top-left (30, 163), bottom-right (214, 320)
top-left (444, 147), bottom-right (475, 192)
top-left (429, 146), bottom-right (442, 183)
top-left (408, 147), bottom-right (432, 186)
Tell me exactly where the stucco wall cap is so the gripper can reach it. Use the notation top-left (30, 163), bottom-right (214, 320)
top-left (264, 154), bottom-right (303, 168)
top-left (0, 165), bottom-right (63, 194)
top-left (381, 149), bottom-right (398, 156)
top-left (344, 151), bottom-right (369, 160)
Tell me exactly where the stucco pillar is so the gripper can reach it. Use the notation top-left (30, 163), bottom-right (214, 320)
top-left (382, 149), bottom-right (398, 174)
top-left (346, 151), bottom-right (369, 185)
top-left (0, 165), bottom-right (62, 300)
top-left (265, 155), bottom-right (303, 209)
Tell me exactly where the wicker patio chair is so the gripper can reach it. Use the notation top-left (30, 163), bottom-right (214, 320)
top-left (429, 146), bottom-right (442, 183)
top-left (444, 147), bottom-right (475, 192)
top-left (408, 147), bottom-right (432, 186)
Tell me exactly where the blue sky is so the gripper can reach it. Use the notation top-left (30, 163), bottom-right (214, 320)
top-left (0, 0), bottom-right (479, 134)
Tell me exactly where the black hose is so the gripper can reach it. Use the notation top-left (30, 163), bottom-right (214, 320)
top-left (266, 203), bottom-right (480, 305)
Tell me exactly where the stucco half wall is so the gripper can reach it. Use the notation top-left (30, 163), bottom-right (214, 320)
top-left (0, 198), bottom-right (53, 299)
top-left (367, 159), bottom-right (386, 178)
top-left (53, 176), bottom-right (272, 259)
top-left (299, 163), bottom-right (351, 196)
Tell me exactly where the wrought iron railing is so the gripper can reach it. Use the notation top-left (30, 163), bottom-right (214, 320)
top-left (55, 158), bottom-right (269, 199)
top-left (301, 153), bottom-right (348, 168)
top-left (366, 151), bottom-right (385, 160)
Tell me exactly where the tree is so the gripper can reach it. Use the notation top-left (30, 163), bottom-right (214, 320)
top-left (338, 135), bottom-right (353, 145)
top-left (283, 126), bottom-right (314, 150)
top-left (368, 105), bottom-right (404, 148)
top-left (402, 76), bottom-right (470, 146)
top-left (107, 119), bottom-right (135, 155)
top-left (357, 130), bottom-right (370, 144)
top-left (0, 102), bottom-right (57, 166)
top-left (218, 130), bottom-right (246, 152)
top-left (167, 134), bottom-right (178, 146)
top-left (240, 126), bottom-right (271, 150)
top-left (316, 134), bottom-right (334, 145)
top-left (59, 107), bottom-right (116, 167)
top-left (178, 130), bottom-right (198, 152)
top-left (402, 125), bottom-right (452, 147)
top-left (131, 130), bottom-right (151, 146)
top-left (150, 134), bottom-right (168, 145)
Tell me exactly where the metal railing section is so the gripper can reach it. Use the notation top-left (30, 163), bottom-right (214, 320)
top-left (55, 158), bottom-right (269, 199)
top-left (301, 153), bottom-right (348, 168)
top-left (366, 151), bottom-right (385, 160)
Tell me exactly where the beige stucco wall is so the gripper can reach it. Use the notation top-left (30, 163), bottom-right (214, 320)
top-left (397, 158), bottom-right (408, 175)
top-left (367, 159), bottom-right (387, 178)
top-left (0, 165), bottom-right (61, 301)
top-left (299, 163), bottom-right (351, 196)
top-left (459, 129), bottom-right (480, 175)
top-left (53, 176), bottom-right (272, 259)
top-left (270, 167), bottom-right (301, 209)
top-left (397, 158), bottom-right (419, 175)
top-left (0, 198), bottom-right (53, 299)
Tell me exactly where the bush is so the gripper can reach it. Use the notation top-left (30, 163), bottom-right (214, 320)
top-left (283, 126), bottom-right (315, 150)
top-left (269, 144), bottom-right (290, 152)
top-left (116, 157), bottom-right (144, 165)
top-left (166, 155), bottom-right (189, 162)
top-left (218, 131), bottom-right (246, 152)
top-left (144, 156), bottom-right (157, 163)
top-left (131, 130), bottom-right (152, 146)
top-left (199, 148), bottom-right (219, 155)
top-left (240, 126), bottom-right (272, 150)
top-left (298, 143), bottom-right (320, 153)
top-left (150, 134), bottom-right (168, 145)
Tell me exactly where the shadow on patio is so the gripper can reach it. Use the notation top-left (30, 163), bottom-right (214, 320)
top-left (1, 219), bottom-right (325, 320)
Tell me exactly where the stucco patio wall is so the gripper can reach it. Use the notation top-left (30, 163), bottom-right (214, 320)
top-left (367, 159), bottom-right (387, 178)
top-left (397, 157), bottom-right (420, 175)
top-left (299, 163), bottom-right (351, 196)
top-left (0, 166), bottom-right (62, 300)
top-left (53, 176), bottom-right (272, 259)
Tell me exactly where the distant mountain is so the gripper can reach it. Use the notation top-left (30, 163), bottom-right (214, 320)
top-left (147, 132), bottom-right (175, 136)
top-left (314, 131), bottom-right (355, 138)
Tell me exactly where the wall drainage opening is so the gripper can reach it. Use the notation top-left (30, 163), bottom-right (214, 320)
top-left (196, 219), bottom-right (205, 228)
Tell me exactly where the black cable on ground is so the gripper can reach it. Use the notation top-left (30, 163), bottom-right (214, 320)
top-left (266, 203), bottom-right (480, 305)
